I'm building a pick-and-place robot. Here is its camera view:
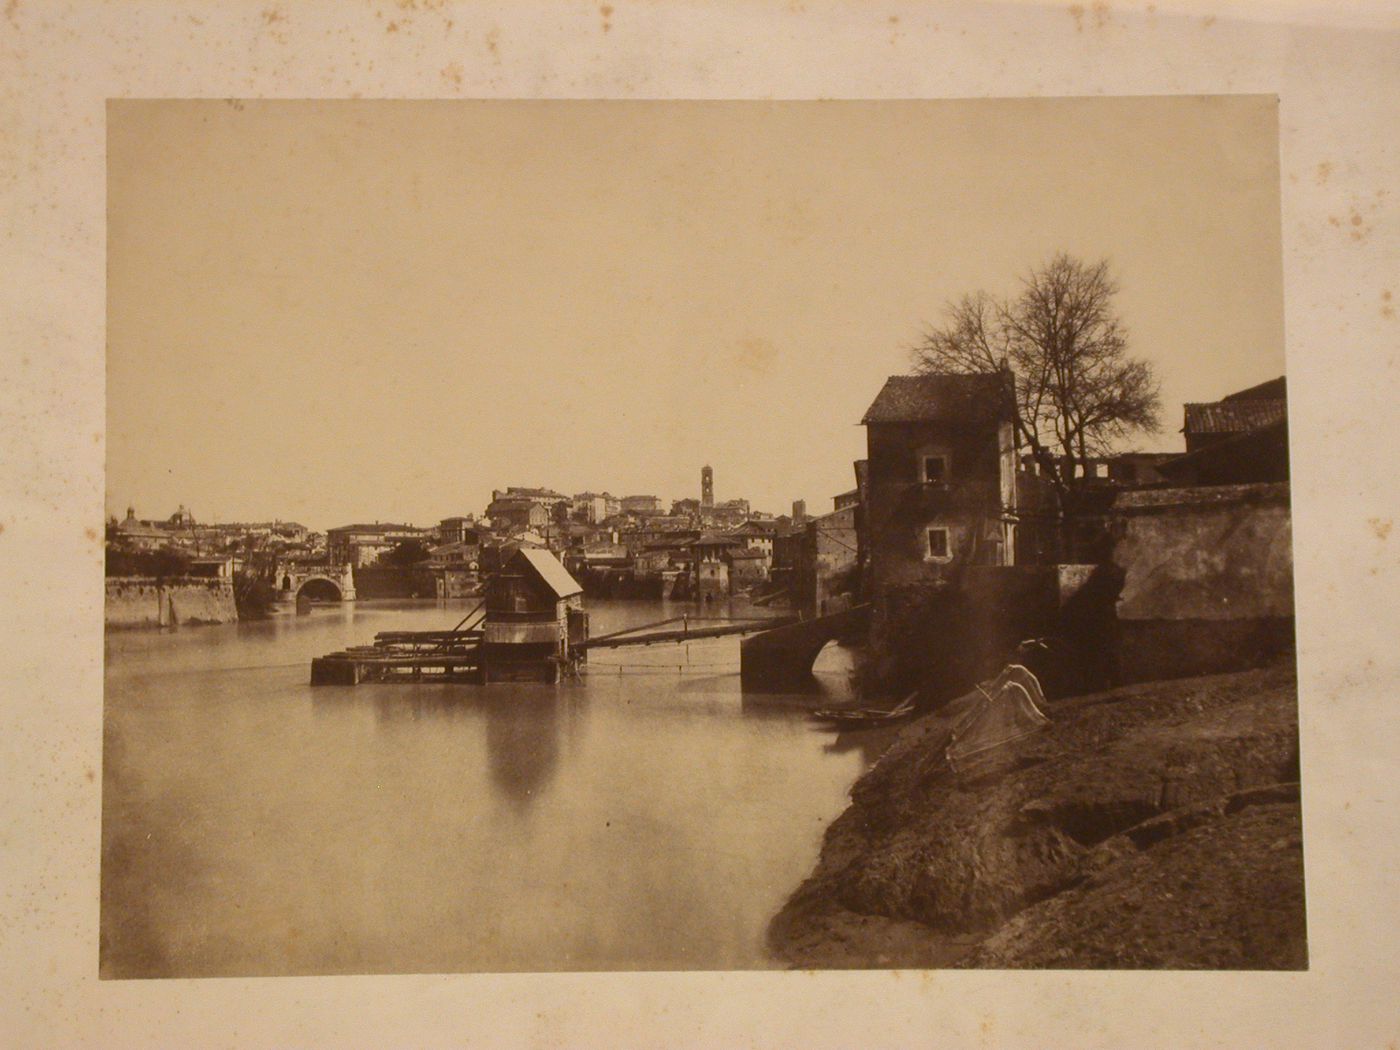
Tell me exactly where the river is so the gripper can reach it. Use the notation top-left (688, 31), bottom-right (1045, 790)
top-left (100, 598), bottom-right (876, 977)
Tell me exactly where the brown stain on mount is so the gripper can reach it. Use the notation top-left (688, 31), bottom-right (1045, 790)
top-left (1067, 2), bottom-right (1111, 31)
top-left (1369, 518), bottom-right (1392, 542)
top-left (735, 337), bottom-right (778, 376)
top-left (599, 4), bottom-right (613, 33)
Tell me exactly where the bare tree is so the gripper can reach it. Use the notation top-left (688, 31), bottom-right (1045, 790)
top-left (913, 254), bottom-right (1161, 502)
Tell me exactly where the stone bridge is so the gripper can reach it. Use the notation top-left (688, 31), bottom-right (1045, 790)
top-left (739, 603), bottom-right (870, 692)
top-left (274, 562), bottom-right (356, 603)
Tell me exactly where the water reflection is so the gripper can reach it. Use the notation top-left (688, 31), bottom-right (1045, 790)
top-left (102, 598), bottom-right (873, 976)
top-left (481, 690), bottom-right (563, 807)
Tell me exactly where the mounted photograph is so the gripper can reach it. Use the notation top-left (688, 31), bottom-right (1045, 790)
top-left (101, 96), bottom-right (1301, 977)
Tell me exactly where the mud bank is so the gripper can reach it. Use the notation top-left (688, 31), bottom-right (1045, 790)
top-left (769, 664), bottom-right (1305, 969)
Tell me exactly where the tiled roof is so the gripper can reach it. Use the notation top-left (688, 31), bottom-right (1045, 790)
top-left (1183, 399), bottom-right (1286, 435)
top-left (860, 373), bottom-right (1010, 424)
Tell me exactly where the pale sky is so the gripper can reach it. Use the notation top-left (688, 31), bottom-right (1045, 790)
top-left (107, 97), bottom-right (1283, 531)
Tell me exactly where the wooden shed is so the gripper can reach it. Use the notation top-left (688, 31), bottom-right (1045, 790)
top-left (482, 548), bottom-right (587, 683)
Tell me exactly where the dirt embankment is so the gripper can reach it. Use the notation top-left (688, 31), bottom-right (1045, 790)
top-left (769, 665), bottom-right (1306, 969)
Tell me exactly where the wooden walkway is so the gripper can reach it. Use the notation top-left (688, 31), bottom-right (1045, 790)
top-left (580, 615), bottom-right (798, 651)
top-left (310, 611), bottom-right (800, 685)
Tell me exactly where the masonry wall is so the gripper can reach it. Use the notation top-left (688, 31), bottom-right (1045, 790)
top-left (1110, 482), bottom-right (1294, 681)
top-left (105, 577), bottom-right (238, 629)
top-left (867, 563), bottom-right (1115, 700)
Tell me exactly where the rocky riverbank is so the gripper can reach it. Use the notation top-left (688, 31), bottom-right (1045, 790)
top-left (769, 664), bottom-right (1306, 969)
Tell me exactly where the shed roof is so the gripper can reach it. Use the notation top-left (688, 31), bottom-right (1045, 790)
top-left (1183, 399), bottom-right (1286, 435)
top-left (860, 373), bottom-right (1010, 424)
top-left (510, 547), bottom-right (583, 599)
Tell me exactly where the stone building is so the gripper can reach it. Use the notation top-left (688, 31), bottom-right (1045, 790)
top-left (860, 373), bottom-right (1017, 592)
top-left (326, 522), bottom-right (431, 567)
top-left (793, 503), bottom-right (860, 615)
top-left (485, 497), bottom-right (550, 532)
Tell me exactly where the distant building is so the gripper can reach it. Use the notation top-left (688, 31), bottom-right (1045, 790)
top-left (701, 465), bottom-right (714, 509)
top-left (485, 497), bottom-right (550, 532)
top-left (436, 516), bottom-right (479, 545)
top-left (794, 504), bottom-right (860, 615)
top-left (690, 533), bottom-right (741, 601)
top-left (729, 519), bottom-right (778, 567)
top-left (1106, 453), bottom-right (1180, 488)
top-left (709, 498), bottom-right (750, 527)
top-left (621, 494), bottom-right (664, 515)
top-left (326, 523), bottom-right (431, 568)
top-left (791, 499), bottom-right (807, 523)
top-left (571, 492), bottom-right (616, 524)
top-left (670, 497), bottom-right (701, 519)
top-left (112, 506), bottom-right (170, 552)
top-left (492, 487), bottom-right (570, 511)
top-left (724, 547), bottom-right (768, 591)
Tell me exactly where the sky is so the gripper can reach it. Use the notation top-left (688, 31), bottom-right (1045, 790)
top-left (107, 97), bottom-right (1284, 532)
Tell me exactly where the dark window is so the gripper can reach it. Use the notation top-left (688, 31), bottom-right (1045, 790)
top-left (923, 455), bottom-right (948, 483)
top-left (927, 527), bottom-right (949, 559)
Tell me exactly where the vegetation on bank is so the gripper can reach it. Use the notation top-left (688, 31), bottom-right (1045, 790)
top-left (232, 572), bottom-right (279, 619)
top-left (769, 664), bottom-right (1305, 970)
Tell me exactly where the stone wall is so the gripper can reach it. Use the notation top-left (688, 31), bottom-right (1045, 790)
top-left (105, 577), bottom-right (238, 629)
top-left (863, 483), bottom-right (1294, 697)
top-left (1110, 483), bottom-right (1294, 681)
top-left (867, 563), bottom-right (1114, 700)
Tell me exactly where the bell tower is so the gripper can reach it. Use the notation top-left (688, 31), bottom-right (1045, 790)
top-left (701, 465), bottom-right (714, 510)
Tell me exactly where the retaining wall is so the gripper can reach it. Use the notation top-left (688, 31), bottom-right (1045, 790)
top-left (1111, 483), bottom-right (1294, 681)
top-left (105, 576), bottom-right (238, 629)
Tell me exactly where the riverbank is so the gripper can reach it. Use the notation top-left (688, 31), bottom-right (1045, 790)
top-left (769, 663), bottom-right (1305, 969)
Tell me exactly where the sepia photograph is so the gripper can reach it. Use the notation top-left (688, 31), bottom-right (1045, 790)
top-left (98, 95), bottom-right (1304, 979)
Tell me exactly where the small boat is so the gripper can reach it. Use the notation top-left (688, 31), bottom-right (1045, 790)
top-left (809, 692), bottom-right (917, 730)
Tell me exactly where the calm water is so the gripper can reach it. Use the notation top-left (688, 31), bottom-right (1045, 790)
top-left (101, 599), bottom-right (873, 977)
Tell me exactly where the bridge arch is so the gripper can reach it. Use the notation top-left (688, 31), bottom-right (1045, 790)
top-left (296, 576), bottom-right (344, 602)
top-left (740, 604), bottom-right (870, 692)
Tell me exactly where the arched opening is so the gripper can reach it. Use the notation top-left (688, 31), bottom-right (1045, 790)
top-left (296, 577), bottom-right (343, 603)
top-left (810, 638), bottom-right (860, 701)
top-left (281, 575), bottom-right (292, 591)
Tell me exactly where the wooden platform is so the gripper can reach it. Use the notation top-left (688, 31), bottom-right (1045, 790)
top-left (310, 614), bottom-right (803, 685)
top-left (310, 627), bottom-right (484, 685)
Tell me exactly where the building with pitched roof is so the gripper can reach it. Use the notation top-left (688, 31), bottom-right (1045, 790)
top-left (1166, 376), bottom-right (1288, 485)
top-left (861, 373), bottom-right (1018, 592)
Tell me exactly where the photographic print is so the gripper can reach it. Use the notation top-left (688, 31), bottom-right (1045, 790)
top-left (101, 96), bottom-right (1302, 977)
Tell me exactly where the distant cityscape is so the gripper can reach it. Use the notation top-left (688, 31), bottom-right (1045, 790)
top-left (106, 465), bottom-right (846, 607)
top-left (108, 367), bottom-right (1288, 623)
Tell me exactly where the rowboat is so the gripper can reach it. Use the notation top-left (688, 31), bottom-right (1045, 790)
top-left (809, 692), bottom-right (917, 730)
